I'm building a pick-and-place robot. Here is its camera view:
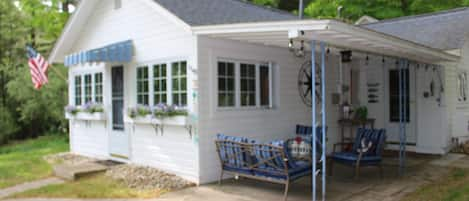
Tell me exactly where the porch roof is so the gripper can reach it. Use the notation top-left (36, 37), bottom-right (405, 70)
top-left (192, 19), bottom-right (460, 64)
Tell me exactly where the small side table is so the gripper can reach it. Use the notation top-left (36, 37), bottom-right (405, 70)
top-left (337, 118), bottom-right (375, 151)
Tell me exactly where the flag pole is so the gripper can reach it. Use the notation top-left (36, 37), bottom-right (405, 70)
top-left (48, 63), bottom-right (68, 83)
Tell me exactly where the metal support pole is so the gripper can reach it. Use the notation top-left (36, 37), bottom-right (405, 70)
top-left (398, 59), bottom-right (403, 176)
top-left (398, 58), bottom-right (407, 176)
top-left (311, 40), bottom-right (317, 201)
top-left (320, 42), bottom-right (326, 201)
top-left (403, 59), bottom-right (408, 174)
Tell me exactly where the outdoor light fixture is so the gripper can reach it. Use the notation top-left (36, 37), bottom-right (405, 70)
top-left (289, 39), bottom-right (294, 52)
top-left (289, 39), bottom-right (305, 57)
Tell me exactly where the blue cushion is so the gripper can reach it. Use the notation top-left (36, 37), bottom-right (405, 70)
top-left (253, 161), bottom-right (312, 180)
top-left (223, 165), bottom-right (253, 175)
top-left (332, 152), bottom-right (382, 165)
top-left (216, 134), bottom-right (249, 168)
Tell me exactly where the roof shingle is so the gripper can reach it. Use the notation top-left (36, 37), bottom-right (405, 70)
top-left (153, 0), bottom-right (297, 26)
top-left (363, 7), bottom-right (469, 50)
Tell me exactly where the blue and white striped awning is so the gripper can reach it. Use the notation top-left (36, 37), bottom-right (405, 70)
top-left (64, 40), bottom-right (133, 66)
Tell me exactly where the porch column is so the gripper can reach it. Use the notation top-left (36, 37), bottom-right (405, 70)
top-left (311, 40), bottom-right (327, 201)
top-left (311, 40), bottom-right (317, 201)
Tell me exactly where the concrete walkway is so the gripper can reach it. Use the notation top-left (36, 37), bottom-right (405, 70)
top-left (0, 178), bottom-right (65, 199)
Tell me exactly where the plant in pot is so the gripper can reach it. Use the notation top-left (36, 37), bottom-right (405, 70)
top-left (83, 102), bottom-right (104, 113)
top-left (127, 105), bottom-right (151, 118)
top-left (354, 106), bottom-right (368, 121)
top-left (153, 103), bottom-right (188, 118)
top-left (65, 105), bottom-right (80, 115)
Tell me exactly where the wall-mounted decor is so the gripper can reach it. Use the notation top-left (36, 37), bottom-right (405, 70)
top-left (367, 83), bottom-right (380, 103)
top-left (298, 60), bottom-right (321, 106)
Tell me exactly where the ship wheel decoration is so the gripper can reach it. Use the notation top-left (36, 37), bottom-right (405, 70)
top-left (298, 60), bottom-right (322, 106)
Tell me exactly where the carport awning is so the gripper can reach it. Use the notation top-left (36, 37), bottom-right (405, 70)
top-left (192, 19), bottom-right (459, 64)
top-left (64, 40), bottom-right (133, 67)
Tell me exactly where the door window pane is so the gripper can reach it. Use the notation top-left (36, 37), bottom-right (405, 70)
top-left (389, 69), bottom-right (410, 122)
top-left (217, 62), bottom-right (235, 107)
top-left (112, 67), bottom-right (124, 130)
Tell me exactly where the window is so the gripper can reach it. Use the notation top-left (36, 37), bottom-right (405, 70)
top-left (135, 60), bottom-right (188, 107)
top-left (75, 76), bottom-right (82, 105)
top-left (137, 66), bottom-right (149, 105)
top-left (458, 72), bottom-right (468, 102)
top-left (84, 74), bottom-right (92, 103)
top-left (240, 63), bottom-right (256, 106)
top-left (218, 62), bottom-right (235, 107)
top-left (171, 61), bottom-right (187, 106)
top-left (153, 64), bottom-right (167, 104)
top-left (95, 73), bottom-right (103, 103)
top-left (389, 69), bottom-right (410, 122)
top-left (260, 64), bottom-right (270, 107)
top-left (217, 60), bottom-right (273, 109)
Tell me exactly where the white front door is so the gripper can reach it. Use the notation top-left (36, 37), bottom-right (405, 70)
top-left (384, 65), bottom-right (417, 145)
top-left (109, 66), bottom-right (130, 159)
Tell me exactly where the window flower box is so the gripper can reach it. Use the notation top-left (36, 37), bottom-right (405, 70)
top-left (65, 104), bottom-right (106, 121)
top-left (124, 114), bottom-right (159, 124)
top-left (161, 115), bottom-right (187, 126)
top-left (65, 112), bottom-right (106, 121)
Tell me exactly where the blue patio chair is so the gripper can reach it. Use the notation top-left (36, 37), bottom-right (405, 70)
top-left (295, 125), bottom-right (327, 156)
top-left (329, 128), bottom-right (386, 179)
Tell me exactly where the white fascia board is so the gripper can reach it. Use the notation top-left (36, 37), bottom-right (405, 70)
top-left (48, 0), bottom-right (95, 63)
top-left (49, 0), bottom-right (193, 64)
top-left (191, 19), bottom-right (331, 35)
top-left (328, 20), bottom-right (460, 62)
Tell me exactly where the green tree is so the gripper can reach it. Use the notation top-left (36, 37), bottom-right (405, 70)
top-left (0, 0), bottom-right (73, 141)
top-left (303, 0), bottom-right (469, 21)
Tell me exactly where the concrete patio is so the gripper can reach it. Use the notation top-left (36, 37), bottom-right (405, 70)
top-left (159, 154), bottom-right (468, 201)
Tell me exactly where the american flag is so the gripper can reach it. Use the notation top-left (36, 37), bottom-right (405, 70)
top-left (27, 46), bottom-right (49, 89)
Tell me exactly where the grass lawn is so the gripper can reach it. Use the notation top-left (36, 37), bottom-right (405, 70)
top-left (10, 174), bottom-right (165, 199)
top-left (403, 168), bottom-right (469, 201)
top-left (0, 134), bottom-right (68, 188)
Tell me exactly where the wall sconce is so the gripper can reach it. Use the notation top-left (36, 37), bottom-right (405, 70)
top-left (289, 39), bottom-right (305, 58)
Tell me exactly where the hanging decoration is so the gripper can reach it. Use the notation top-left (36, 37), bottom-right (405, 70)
top-left (298, 60), bottom-right (321, 106)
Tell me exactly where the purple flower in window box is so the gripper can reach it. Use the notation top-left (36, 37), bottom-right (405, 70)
top-left (128, 105), bottom-right (152, 118)
top-left (65, 105), bottom-right (80, 115)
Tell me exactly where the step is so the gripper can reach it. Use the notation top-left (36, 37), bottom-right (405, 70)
top-left (53, 162), bottom-right (108, 181)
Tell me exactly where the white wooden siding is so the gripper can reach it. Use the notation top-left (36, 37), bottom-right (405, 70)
top-left (70, 121), bottom-right (108, 159)
top-left (447, 39), bottom-right (469, 144)
top-left (67, 0), bottom-right (199, 183)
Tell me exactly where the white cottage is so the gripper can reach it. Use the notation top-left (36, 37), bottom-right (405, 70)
top-left (50, 0), bottom-right (464, 184)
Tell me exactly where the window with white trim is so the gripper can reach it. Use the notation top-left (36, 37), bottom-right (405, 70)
top-left (217, 60), bottom-right (273, 109)
top-left (84, 74), bottom-right (92, 103)
top-left (95, 73), bottom-right (103, 103)
top-left (73, 73), bottom-right (103, 106)
top-left (217, 61), bottom-right (235, 107)
top-left (153, 64), bottom-right (167, 105)
top-left (74, 76), bottom-right (82, 106)
top-left (137, 66), bottom-right (149, 105)
top-left (172, 61), bottom-right (187, 107)
top-left (135, 60), bottom-right (188, 107)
